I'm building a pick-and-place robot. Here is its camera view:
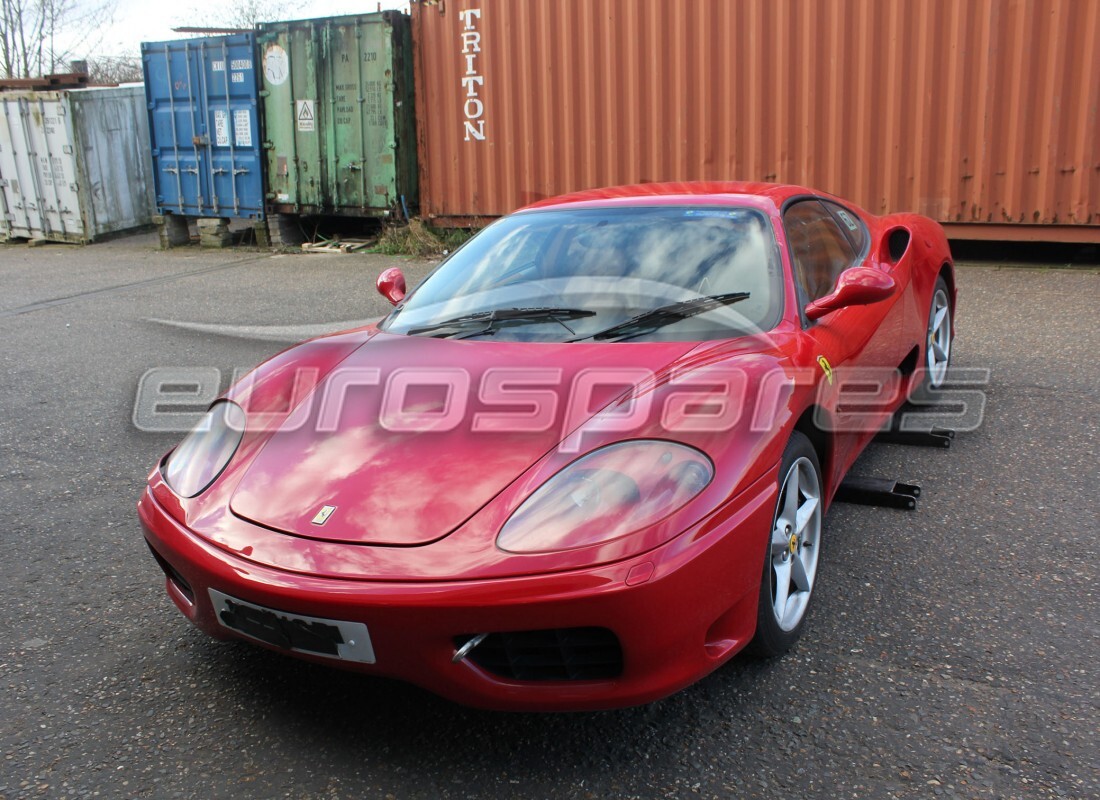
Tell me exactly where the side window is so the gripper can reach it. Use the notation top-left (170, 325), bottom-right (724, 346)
top-left (782, 200), bottom-right (858, 308)
top-left (823, 202), bottom-right (868, 256)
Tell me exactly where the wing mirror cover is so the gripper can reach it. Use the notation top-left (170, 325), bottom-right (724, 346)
top-left (805, 266), bottom-right (896, 321)
top-left (377, 267), bottom-right (407, 305)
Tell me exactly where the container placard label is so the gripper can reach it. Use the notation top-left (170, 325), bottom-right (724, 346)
top-left (234, 110), bottom-right (252, 147)
top-left (264, 45), bottom-right (289, 86)
top-left (37, 156), bottom-right (66, 188)
top-left (296, 99), bottom-right (315, 133)
top-left (213, 110), bottom-right (230, 147)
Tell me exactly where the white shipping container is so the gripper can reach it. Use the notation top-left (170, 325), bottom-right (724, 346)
top-left (0, 85), bottom-right (154, 243)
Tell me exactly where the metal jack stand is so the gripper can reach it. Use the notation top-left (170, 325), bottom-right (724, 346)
top-left (835, 476), bottom-right (921, 510)
top-left (874, 410), bottom-right (955, 449)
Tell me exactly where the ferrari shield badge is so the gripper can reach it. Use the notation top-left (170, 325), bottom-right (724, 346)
top-left (817, 355), bottom-right (834, 385)
top-left (311, 505), bottom-right (337, 525)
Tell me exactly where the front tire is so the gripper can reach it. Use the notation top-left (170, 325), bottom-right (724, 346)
top-left (748, 431), bottom-right (824, 657)
top-left (911, 275), bottom-right (953, 402)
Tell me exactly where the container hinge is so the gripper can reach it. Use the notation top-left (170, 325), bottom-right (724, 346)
top-left (0, 179), bottom-right (7, 188)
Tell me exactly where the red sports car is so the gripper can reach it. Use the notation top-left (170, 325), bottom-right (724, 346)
top-left (138, 182), bottom-right (955, 711)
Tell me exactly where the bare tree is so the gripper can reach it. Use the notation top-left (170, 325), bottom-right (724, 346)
top-left (86, 54), bottom-right (141, 84)
top-left (208, 0), bottom-right (290, 30)
top-left (1, 0), bottom-right (114, 79)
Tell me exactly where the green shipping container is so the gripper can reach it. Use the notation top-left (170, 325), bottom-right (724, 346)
top-left (258, 11), bottom-right (416, 217)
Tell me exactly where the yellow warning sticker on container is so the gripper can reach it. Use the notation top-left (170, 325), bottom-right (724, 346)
top-left (817, 355), bottom-right (834, 384)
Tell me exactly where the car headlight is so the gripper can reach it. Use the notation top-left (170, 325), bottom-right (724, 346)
top-left (496, 440), bottom-right (714, 554)
top-left (162, 401), bottom-right (246, 498)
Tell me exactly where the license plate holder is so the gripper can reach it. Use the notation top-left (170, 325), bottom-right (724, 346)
top-left (208, 589), bottom-right (375, 663)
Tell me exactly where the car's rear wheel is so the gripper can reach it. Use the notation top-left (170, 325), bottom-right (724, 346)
top-left (912, 275), bottom-right (952, 401)
top-left (748, 431), bottom-right (823, 657)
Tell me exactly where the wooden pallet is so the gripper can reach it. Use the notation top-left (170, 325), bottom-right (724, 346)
top-left (300, 238), bottom-right (376, 254)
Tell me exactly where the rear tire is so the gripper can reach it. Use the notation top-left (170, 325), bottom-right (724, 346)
top-left (747, 431), bottom-right (823, 657)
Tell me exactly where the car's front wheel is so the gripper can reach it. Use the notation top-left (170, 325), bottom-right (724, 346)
top-left (748, 431), bottom-right (823, 657)
top-left (911, 275), bottom-right (953, 401)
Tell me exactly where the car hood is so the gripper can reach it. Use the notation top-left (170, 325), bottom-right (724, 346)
top-left (229, 332), bottom-right (700, 545)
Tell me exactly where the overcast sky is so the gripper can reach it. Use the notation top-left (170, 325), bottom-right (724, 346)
top-left (92, 0), bottom-right (410, 59)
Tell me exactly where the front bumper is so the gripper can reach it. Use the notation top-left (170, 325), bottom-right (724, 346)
top-left (137, 471), bottom-right (776, 711)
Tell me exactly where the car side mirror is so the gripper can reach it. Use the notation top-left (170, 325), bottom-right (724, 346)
top-left (805, 266), bottom-right (895, 321)
top-left (376, 267), bottom-right (407, 305)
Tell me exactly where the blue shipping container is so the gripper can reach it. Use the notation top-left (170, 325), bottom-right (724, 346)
top-left (142, 34), bottom-right (264, 219)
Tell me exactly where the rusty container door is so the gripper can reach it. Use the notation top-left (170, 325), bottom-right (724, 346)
top-left (259, 21), bottom-right (323, 211)
top-left (260, 11), bottom-right (417, 217)
top-left (411, 0), bottom-right (1100, 242)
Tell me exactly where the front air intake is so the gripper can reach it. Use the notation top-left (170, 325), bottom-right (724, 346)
top-left (455, 627), bottom-right (623, 681)
top-left (146, 541), bottom-right (195, 604)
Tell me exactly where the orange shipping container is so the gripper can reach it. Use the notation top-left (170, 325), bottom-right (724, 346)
top-left (411, 0), bottom-right (1100, 242)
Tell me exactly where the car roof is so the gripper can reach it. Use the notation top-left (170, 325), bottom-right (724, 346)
top-left (517, 181), bottom-right (836, 214)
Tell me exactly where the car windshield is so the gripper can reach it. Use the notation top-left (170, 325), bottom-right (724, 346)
top-left (381, 206), bottom-right (784, 342)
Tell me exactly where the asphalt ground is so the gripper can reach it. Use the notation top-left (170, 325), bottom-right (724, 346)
top-left (0, 234), bottom-right (1096, 799)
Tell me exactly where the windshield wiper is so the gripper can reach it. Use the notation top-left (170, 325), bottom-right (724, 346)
top-left (407, 307), bottom-right (596, 338)
top-left (568, 291), bottom-right (751, 342)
